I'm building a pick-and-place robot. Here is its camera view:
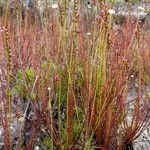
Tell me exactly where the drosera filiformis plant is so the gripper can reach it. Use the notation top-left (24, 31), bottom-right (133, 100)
top-left (0, 0), bottom-right (149, 149)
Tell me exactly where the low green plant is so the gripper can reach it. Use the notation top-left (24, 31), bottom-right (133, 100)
top-left (12, 69), bottom-right (35, 101)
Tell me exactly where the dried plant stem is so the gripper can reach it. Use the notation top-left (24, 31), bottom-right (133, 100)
top-left (22, 75), bottom-right (39, 129)
top-left (48, 88), bottom-right (54, 149)
top-left (58, 77), bottom-right (62, 149)
top-left (3, 1), bottom-right (12, 148)
top-left (3, 27), bottom-right (12, 150)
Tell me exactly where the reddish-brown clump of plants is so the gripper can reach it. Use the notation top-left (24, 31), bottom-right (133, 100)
top-left (0, 1), bottom-right (149, 150)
